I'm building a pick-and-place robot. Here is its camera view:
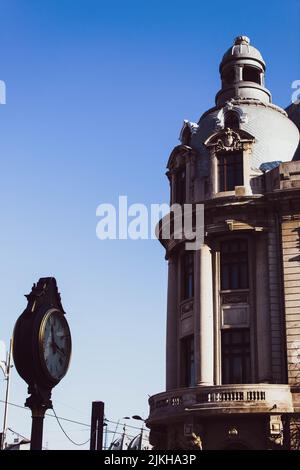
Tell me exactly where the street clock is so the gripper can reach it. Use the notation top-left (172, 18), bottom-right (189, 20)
top-left (13, 277), bottom-right (71, 389)
top-left (12, 277), bottom-right (72, 449)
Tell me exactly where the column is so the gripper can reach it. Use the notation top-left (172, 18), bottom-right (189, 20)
top-left (194, 244), bottom-right (214, 385)
top-left (166, 256), bottom-right (178, 390)
top-left (237, 65), bottom-right (243, 82)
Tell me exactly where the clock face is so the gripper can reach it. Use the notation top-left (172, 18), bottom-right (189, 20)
top-left (39, 309), bottom-right (71, 381)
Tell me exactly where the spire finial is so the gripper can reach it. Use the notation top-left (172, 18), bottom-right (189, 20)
top-left (234, 36), bottom-right (250, 46)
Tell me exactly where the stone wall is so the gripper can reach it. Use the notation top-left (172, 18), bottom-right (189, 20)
top-left (281, 218), bottom-right (300, 386)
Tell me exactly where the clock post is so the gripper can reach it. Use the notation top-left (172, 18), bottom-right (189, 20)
top-left (25, 387), bottom-right (53, 450)
top-left (13, 278), bottom-right (72, 451)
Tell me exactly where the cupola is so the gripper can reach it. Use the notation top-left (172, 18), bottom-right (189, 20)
top-left (216, 36), bottom-right (271, 105)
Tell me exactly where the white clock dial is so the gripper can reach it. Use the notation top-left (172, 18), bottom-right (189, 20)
top-left (40, 309), bottom-right (71, 381)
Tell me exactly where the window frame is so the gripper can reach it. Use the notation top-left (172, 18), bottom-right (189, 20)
top-left (222, 67), bottom-right (235, 86)
top-left (224, 111), bottom-right (240, 129)
top-left (221, 328), bottom-right (251, 384)
top-left (220, 238), bottom-right (249, 291)
top-left (217, 151), bottom-right (244, 192)
top-left (181, 251), bottom-right (194, 301)
top-left (242, 65), bottom-right (261, 85)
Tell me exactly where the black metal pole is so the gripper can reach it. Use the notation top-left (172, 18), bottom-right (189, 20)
top-left (30, 414), bottom-right (45, 450)
top-left (25, 390), bottom-right (52, 451)
top-left (90, 401), bottom-right (104, 450)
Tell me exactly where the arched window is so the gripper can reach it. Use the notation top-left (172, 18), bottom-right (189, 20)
top-left (243, 66), bottom-right (261, 84)
top-left (224, 111), bottom-right (240, 129)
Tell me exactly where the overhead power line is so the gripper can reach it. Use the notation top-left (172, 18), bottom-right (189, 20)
top-left (105, 418), bottom-right (149, 433)
top-left (0, 399), bottom-right (90, 428)
top-left (7, 428), bottom-right (48, 450)
top-left (0, 399), bottom-right (149, 433)
top-left (51, 408), bottom-right (91, 447)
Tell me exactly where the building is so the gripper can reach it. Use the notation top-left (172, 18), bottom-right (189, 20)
top-left (147, 36), bottom-right (300, 450)
top-left (4, 438), bottom-right (30, 451)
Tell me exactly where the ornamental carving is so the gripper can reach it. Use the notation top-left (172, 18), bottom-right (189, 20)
top-left (216, 128), bottom-right (242, 152)
top-left (168, 427), bottom-right (202, 450)
top-left (204, 127), bottom-right (255, 153)
top-left (222, 293), bottom-right (248, 304)
top-left (180, 300), bottom-right (194, 315)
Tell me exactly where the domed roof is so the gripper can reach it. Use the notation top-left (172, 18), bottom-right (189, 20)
top-left (190, 101), bottom-right (299, 176)
top-left (286, 102), bottom-right (300, 160)
top-left (220, 36), bottom-right (265, 70)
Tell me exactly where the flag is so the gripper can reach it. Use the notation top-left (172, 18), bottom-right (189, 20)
top-left (127, 432), bottom-right (142, 450)
top-left (109, 434), bottom-right (124, 450)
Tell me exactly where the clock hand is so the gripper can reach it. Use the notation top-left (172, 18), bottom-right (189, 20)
top-left (53, 341), bottom-right (66, 356)
top-left (50, 325), bottom-right (57, 353)
top-left (50, 322), bottom-right (67, 356)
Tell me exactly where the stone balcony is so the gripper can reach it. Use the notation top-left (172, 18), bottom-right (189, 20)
top-left (148, 384), bottom-right (294, 423)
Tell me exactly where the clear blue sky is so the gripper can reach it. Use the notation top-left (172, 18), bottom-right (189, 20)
top-left (0, 0), bottom-right (299, 449)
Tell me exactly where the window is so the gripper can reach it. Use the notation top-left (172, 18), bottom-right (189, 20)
top-left (243, 66), bottom-right (261, 85)
top-left (220, 239), bottom-right (248, 290)
top-left (181, 336), bottom-right (195, 387)
top-left (175, 168), bottom-right (186, 204)
top-left (182, 252), bottom-right (194, 300)
top-left (224, 111), bottom-right (240, 129)
top-left (223, 67), bottom-right (235, 86)
top-left (221, 329), bottom-right (251, 384)
top-left (218, 151), bottom-right (243, 192)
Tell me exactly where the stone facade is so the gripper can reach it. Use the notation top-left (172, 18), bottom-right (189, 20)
top-left (147, 36), bottom-right (300, 450)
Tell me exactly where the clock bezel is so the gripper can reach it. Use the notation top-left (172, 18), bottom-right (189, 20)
top-left (38, 308), bottom-right (72, 383)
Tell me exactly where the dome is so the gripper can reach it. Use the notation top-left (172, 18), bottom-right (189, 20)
top-left (191, 101), bottom-right (300, 176)
top-left (220, 36), bottom-right (265, 71)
